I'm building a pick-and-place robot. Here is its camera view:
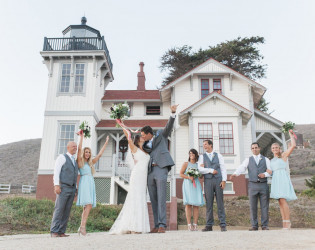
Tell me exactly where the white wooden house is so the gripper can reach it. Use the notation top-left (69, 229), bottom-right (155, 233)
top-left (37, 18), bottom-right (286, 203)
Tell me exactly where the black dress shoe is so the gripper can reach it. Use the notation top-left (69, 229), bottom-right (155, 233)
top-left (262, 227), bottom-right (269, 230)
top-left (202, 226), bottom-right (213, 232)
top-left (249, 227), bottom-right (258, 231)
top-left (220, 226), bottom-right (227, 232)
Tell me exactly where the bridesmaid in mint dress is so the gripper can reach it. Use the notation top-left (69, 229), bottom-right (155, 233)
top-left (268, 131), bottom-right (297, 229)
top-left (76, 132), bottom-right (109, 235)
top-left (180, 149), bottom-right (205, 231)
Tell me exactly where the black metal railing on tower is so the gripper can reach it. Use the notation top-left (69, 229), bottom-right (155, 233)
top-left (43, 36), bottom-right (113, 71)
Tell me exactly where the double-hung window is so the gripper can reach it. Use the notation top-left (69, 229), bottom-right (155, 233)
top-left (219, 123), bottom-right (234, 154)
top-left (213, 79), bottom-right (222, 92)
top-left (198, 123), bottom-right (213, 154)
top-left (201, 79), bottom-right (209, 98)
top-left (57, 123), bottom-right (76, 155)
top-left (59, 63), bottom-right (85, 94)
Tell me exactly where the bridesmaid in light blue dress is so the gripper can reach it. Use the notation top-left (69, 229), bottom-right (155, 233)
top-left (180, 149), bottom-right (205, 231)
top-left (76, 132), bottom-right (109, 235)
top-left (268, 131), bottom-right (297, 229)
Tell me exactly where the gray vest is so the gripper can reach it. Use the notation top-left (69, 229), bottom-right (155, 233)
top-left (248, 156), bottom-right (267, 183)
top-left (203, 152), bottom-right (222, 180)
top-left (59, 154), bottom-right (78, 186)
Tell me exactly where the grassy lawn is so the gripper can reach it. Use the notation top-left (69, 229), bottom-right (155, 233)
top-left (0, 197), bottom-right (122, 235)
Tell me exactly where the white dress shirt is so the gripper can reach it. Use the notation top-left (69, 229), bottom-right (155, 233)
top-left (198, 151), bottom-right (227, 181)
top-left (233, 154), bottom-right (271, 177)
top-left (53, 152), bottom-right (76, 186)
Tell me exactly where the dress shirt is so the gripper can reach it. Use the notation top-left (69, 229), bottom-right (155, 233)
top-left (53, 152), bottom-right (75, 185)
top-left (233, 154), bottom-right (271, 177)
top-left (198, 151), bottom-right (227, 181)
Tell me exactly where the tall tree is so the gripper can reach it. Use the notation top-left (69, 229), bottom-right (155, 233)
top-left (160, 36), bottom-right (266, 85)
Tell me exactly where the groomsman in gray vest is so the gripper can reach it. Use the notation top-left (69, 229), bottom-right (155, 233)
top-left (230, 142), bottom-right (271, 231)
top-left (198, 140), bottom-right (227, 232)
top-left (50, 141), bottom-right (78, 237)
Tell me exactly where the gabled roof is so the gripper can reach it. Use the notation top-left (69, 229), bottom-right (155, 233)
top-left (178, 91), bottom-right (252, 125)
top-left (102, 90), bottom-right (161, 102)
top-left (254, 109), bottom-right (284, 127)
top-left (96, 119), bottom-right (168, 129)
top-left (161, 58), bottom-right (266, 92)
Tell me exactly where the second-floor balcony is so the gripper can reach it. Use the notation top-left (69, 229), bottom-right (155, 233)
top-left (43, 36), bottom-right (113, 71)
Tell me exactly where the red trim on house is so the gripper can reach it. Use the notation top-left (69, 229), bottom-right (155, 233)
top-left (180, 91), bottom-right (252, 115)
top-left (96, 119), bottom-right (168, 128)
top-left (102, 90), bottom-right (161, 101)
top-left (218, 122), bottom-right (234, 155)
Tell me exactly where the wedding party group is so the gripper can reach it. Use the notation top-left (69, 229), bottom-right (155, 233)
top-left (49, 104), bottom-right (297, 237)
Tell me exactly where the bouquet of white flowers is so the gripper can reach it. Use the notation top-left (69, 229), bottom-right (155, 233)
top-left (77, 121), bottom-right (91, 138)
top-left (110, 102), bottom-right (130, 124)
top-left (109, 102), bottom-right (139, 140)
top-left (186, 167), bottom-right (202, 188)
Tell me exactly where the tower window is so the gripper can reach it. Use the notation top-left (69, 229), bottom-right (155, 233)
top-left (59, 63), bottom-right (85, 95)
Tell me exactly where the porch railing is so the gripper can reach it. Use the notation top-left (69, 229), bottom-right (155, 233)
top-left (112, 154), bottom-right (131, 183)
top-left (43, 36), bottom-right (113, 71)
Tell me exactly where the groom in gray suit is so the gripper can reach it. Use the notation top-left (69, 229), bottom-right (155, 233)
top-left (142, 104), bottom-right (178, 233)
top-left (230, 142), bottom-right (271, 230)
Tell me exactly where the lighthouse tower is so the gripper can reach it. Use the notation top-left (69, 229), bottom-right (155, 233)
top-left (37, 17), bottom-right (114, 200)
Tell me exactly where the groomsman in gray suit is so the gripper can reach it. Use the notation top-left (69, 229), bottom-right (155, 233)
top-left (230, 142), bottom-right (271, 230)
top-left (142, 104), bottom-right (178, 233)
top-left (50, 141), bottom-right (78, 237)
top-left (198, 140), bottom-right (227, 232)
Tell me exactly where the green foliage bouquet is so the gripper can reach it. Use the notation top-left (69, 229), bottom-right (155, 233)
top-left (282, 121), bottom-right (297, 139)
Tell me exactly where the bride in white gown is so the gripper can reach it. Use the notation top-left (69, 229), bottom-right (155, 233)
top-left (109, 128), bottom-right (150, 234)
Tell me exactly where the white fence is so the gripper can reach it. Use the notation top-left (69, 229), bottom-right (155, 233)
top-left (22, 185), bottom-right (36, 193)
top-left (0, 184), bottom-right (11, 194)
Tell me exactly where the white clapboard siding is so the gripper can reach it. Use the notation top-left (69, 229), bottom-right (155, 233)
top-left (175, 125), bottom-right (190, 174)
top-left (255, 115), bottom-right (280, 131)
top-left (193, 98), bottom-right (239, 116)
top-left (196, 61), bottom-right (229, 73)
top-left (45, 61), bottom-right (96, 111)
top-left (223, 77), bottom-right (250, 110)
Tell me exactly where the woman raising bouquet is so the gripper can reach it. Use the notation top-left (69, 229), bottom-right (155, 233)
top-left (76, 131), bottom-right (109, 235)
top-left (267, 130), bottom-right (297, 229)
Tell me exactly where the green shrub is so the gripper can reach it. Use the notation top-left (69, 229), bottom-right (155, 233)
top-left (302, 189), bottom-right (315, 198)
top-left (305, 175), bottom-right (315, 189)
top-left (236, 196), bottom-right (249, 200)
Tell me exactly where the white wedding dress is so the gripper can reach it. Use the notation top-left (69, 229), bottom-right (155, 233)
top-left (109, 148), bottom-right (150, 234)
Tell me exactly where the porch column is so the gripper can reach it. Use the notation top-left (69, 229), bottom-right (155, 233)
top-left (238, 112), bottom-right (244, 162)
top-left (188, 112), bottom-right (194, 149)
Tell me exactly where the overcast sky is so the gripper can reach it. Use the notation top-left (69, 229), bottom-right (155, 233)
top-left (1, 0), bottom-right (315, 145)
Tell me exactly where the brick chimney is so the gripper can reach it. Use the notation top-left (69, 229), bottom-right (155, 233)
top-left (137, 62), bottom-right (146, 91)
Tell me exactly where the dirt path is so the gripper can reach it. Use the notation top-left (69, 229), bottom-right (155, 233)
top-left (1, 229), bottom-right (315, 250)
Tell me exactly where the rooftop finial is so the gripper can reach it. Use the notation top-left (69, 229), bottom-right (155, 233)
top-left (81, 16), bottom-right (87, 25)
